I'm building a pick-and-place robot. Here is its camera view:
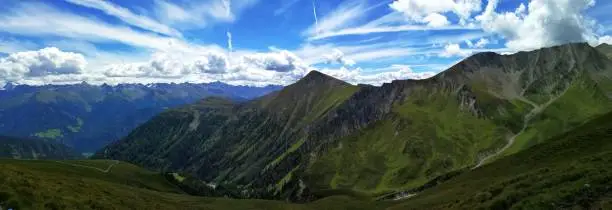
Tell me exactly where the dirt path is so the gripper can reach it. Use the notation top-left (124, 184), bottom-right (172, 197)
top-left (55, 160), bottom-right (120, 173)
top-left (473, 88), bottom-right (569, 169)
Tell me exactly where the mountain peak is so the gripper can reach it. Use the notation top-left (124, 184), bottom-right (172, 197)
top-left (297, 70), bottom-right (348, 86)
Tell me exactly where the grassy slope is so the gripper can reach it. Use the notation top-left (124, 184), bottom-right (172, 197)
top-left (390, 111), bottom-right (612, 210)
top-left (96, 71), bottom-right (361, 199)
top-left (503, 73), bottom-right (612, 155)
top-left (305, 44), bottom-right (612, 197)
top-left (307, 86), bottom-right (514, 194)
top-left (6, 109), bottom-right (612, 209)
top-left (0, 159), bottom-right (387, 210)
top-left (97, 43), bottom-right (612, 201)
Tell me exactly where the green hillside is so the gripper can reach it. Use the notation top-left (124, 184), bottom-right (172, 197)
top-left (0, 159), bottom-right (386, 210)
top-left (390, 110), bottom-right (612, 209)
top-left (97, 43), bottom-right (612, 201)
top-left (5, 109), bottom-right (612, 209)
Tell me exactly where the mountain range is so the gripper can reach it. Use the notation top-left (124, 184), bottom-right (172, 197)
top-left (0, 82), bottom-right (281, 153)
top-left (5, 104), bottom-right (612, 209)
top-left (95, 42), bottom-right (612, 201)
top-left (1, 42), bottom-right (612, 209)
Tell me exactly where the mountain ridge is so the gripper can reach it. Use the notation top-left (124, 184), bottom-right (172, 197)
top-left (96, 42), bottom-right (612, 201)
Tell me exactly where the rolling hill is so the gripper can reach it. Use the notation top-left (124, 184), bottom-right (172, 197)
top-left (0, 159), bottom-right (386, 210)
top-left (0, 82), bottom-right (281, 153)
top-left (96, 42), bottom-right (612, 201)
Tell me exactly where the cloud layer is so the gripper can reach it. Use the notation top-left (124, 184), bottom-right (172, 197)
top-left (0, 0), bottom-right (610, 88)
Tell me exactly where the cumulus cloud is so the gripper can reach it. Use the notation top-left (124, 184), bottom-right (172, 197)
top-left (476, 0), bottom-right (597, 51)
top-left (440, 43), bottom-right (470, 57)
top-left (423, 13), bottom-right (450, 27)
top-left (103, 49), bottom-right (309, 85)
top-left (240, 50), bottom-right (308, 73)
top-left (389, 0), bottom-right (482, 25)
top-left (320, 64), bottom-right (436, 86)
top-left (323, 49), bottom-right (356, 66)
top-left (466, 38), bottom-right (490, 48)
top-left (0, 47), bottom-right (87, 82)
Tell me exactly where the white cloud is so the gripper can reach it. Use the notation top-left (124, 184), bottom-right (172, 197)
top-left (0, 47), bottom-right (87, 82)
top-left (440, 43), bottom-right (470, 57)
top-left (323, 49), bottom-right (356, 66)
top-left (63, 0), bottom-right (182, 37)
top-left (476, 0), bottom-right (597, 51)
top-left (320, 64), bottom-right (437, 86)
top-left (307, 16), bottom-right (478, 40)
top-left (423, 13), bottom-right (450, 27)
top-left (240, 50), bottom-right (309, 73)
top-left (466, 38), bottom-right (490, 48)
top-left (227, 31), bottom-right (233, 52)
top-left (599, 36), bottom-right (612, 45)
top-left (274, 0), bottom-right (302, 16)
top-left (103, 49), bottom-right (309, 85)
top-left (0, 38), bottom-right (39, 54)
top-left (154, 0), bottom-right (258, 29)
top-left (303, 0), bottom-right (366, 37)
top-left (389, 0), bottom-right (482, 24)
top-left (0, 2), bottom-right (189, 51)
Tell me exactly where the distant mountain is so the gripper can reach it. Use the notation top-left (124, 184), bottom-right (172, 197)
top-left (0, 82), bottom-right (281, 153)
top-left (0, 136), bottom-right (79, 159)
top-left (96, 43), bottom-right (612, 201)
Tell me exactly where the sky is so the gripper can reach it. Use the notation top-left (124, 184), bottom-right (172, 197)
top-left (0, 0), bottom-right (611, 87)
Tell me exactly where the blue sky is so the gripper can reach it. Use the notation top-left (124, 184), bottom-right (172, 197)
top-left (0, 0), bottom-right (611, 86)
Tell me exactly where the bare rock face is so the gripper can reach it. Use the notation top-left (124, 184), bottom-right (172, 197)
top-left (97, 43), bottom-right (612, 201)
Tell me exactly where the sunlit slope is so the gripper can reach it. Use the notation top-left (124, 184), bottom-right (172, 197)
top-left (390, 110), bottom-right (612, 209)
top-left (305, 43), bottom-right (612, 194)
top-left (99, 43), bottom-right (612, 200)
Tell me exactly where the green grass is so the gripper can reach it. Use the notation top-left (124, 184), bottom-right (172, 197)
top-left (306, 87), bottom-right (510, 194)
top-left (503, 74), bottom-right (612, 156)
top-left (0, 159), bottom-right (389, 210)
top-left (33, 129), bottom-right (63, 139)
top-left (390, 110), bottom-right (612, 210)
top-left (301, 85), bottom-right (360, 124)
top-left (266, 138), bottom-right (306, 171)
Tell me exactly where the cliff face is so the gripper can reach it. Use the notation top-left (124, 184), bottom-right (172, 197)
top-left (97, 43), bottom-right (612, 200)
